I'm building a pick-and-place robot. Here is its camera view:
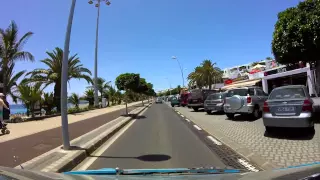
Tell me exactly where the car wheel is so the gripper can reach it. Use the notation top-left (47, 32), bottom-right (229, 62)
top-left (171, 105), bottom-right (174, 107)
top-left (193, 107), bottom-right (199, 112)
top-left (206, 110), bottom-right (212, 115)
top-left (226, 113), bottom-right (234, 119)
top-left (252, 106), bottom-right (260, 119)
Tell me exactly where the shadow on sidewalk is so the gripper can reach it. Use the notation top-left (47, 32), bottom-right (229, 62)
top-left (89, 154), bottom-right (171, 162)
top-left (120, 113), bottom-right (146, 120)
top-left (264, 128), bottom-right (315, 140)
top-left (225, 114), bottom-right (260, 122)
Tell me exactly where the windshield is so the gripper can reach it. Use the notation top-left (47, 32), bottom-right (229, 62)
top-left (226, 89), bottom-right (248, 97)
top-left (207, 93), bottom-right (224, 100)
top-left (2, 0), bottom-right (319, 178)
top-left (269, 87), bottom-right (306, 100)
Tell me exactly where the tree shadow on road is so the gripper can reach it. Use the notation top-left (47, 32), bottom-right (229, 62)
top-left (120, 114), bottom-right (146, 120)
top-left (89, 154), bottom-right (171, 162)
top-left (264, 128), bottom-right (315, 140)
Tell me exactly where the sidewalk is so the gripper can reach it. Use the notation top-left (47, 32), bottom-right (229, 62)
top-left (1, 101), bottom-right (142, 143)
top-left (0, 101), bottom-right (145, 168)
top-left (173, 106), bottom-right (320, 170)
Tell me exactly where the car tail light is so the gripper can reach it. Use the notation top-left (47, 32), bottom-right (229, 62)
top-left (302, 99), bottom-right (313, 112)
top-left (263, 101), bottom-right (270, 112)
top-left (247, 96), bottom-right (252, 104)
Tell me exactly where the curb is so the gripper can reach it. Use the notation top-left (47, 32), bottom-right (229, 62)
top-left (17, 102), bottom-right (153, 173)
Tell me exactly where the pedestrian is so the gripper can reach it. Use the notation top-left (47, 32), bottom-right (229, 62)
top-left (0, 93), bottom-right (10, 128)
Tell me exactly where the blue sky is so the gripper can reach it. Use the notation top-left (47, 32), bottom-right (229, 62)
top-left (1, 0), bottom-right (300, 102)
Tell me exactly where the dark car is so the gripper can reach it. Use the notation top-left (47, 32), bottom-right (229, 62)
top-left (188, 89), bottom-right (217, 111)
top-left (180, 92), bottom-right (190, 107)
top-left (171, 97), bottom-right (180, 107)
top-left (204, 92), bottom-right (226, 114)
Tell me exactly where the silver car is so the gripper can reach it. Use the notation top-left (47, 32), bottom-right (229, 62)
top-left (155, 97), bottom-right (163, 104)
top-left (204, 92), bottom-right (226, 114)
top-left (263, 85), bottom-right (314, 132)
top-left (224, 87), bottom-right (268, 119)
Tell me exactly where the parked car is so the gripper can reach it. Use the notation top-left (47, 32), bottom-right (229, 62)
top-left (224, 86), bottom-right (268, 119)
top-left (204, 92), bottom-right (227, 114)
top-left (171, 97), bottom-right (180, 107)
top-left (263, 85), bottom-right (315, 132)
top-left (188, 89), bottom-right (217, 111)
top-left (180, 92), bottom-right (190, 107)
top-left (155, 97), bottom-right (163, 104)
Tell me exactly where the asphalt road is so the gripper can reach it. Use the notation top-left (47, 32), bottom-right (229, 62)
top-left (87, 103), bottom-right (226, 169)
top-left (0, 104), bottom-right (142, 168)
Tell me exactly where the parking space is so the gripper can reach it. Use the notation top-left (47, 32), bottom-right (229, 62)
top-left (174, 106), bottom-right (320, 168)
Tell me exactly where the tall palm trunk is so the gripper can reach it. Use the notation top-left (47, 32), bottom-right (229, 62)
top-left (2, 65), bottom-right (8, 99)
top-left (54, 81), bottom-right (61, 112)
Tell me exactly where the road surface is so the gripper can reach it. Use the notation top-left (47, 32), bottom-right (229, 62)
top-left (0, 104), bottom-right (142, 167)
top-left (85, 103), bottom-right (226, 169)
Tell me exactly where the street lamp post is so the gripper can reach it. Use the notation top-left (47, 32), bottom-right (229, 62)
top-left (61, 0), bottom-right (77, 150)
top-left (172, 56), bottom-right (184, 88)
top-left (88, 0), bottom-right (111, 107)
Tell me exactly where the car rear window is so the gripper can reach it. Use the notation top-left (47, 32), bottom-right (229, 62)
top-left (226, 89), bottom-right (249, 97)
top-left (207, 93), bottom-right (224, 100)
top-left (269, 87), bottom-right (306, 100)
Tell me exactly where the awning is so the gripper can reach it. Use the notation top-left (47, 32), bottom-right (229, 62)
top-left (221, 79), bottom-right (262, 90)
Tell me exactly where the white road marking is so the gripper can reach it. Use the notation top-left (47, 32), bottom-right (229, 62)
top-left (238, 158), bottom-right (260, 172)
top-left (185, 118), bottom-right (190, 122)
top-left (180, 115), bottom-right (184, 117)
top-left (193, 125), bottom-right (202, 131)
top-left (207, 136), bottom-right (222, 145)
top-left (76, 120), bottom-right (136, 170)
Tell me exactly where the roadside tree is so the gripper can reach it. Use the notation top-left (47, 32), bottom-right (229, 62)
top-left (115, 73), bottom-right (140, 114)
top-left (272, 0), bottom-right (320, 91)
top-left (0, 21), bottom-right (34, 98)
top-left (26, 47), bottom-right (92, 112)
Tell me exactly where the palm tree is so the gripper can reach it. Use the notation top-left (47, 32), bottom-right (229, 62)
top-left (107, 86), bottom-right (116, 105)
top-left (17, 83), bottom-right (42, 118)
top-left (26, 47), bottom-right (92, 112)
top-left (84, 88), bottom-right (94, 106)
top-left (68, 93), bottom-right (80, 109)
top-left (187, 60), bottom-right (222, 89)
top-left (42, 92), bottom-right (55, 115)
top-left (89, 77), bottom-right (111, 101)
top-left (3, 63), bottom-right (26, 103)
top-left (0, 21), bottom-right (34, 98)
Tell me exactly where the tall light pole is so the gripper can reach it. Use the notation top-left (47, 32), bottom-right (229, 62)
top-left (61, 0), bottom-right (77, 150)
top-left (88, 0), bottom-right (111, 107)
top-left (172, 56), bottom-right (184, 88)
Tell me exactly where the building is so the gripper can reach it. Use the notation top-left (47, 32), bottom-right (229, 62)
top-left (221, 59), bottom-right (318, 96)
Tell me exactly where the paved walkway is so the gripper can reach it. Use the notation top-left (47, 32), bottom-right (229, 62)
top-left (174, 106), bottom-right (320, 169)
top-left (0, 102), bottom-right (145, 167)
top-left (1, 101), bottom-right (143, 143)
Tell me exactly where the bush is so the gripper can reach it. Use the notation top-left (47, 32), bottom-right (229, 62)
top-left (10, 115), bottom-right (24, 123)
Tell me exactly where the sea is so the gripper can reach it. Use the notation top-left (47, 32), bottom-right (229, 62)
top-left (10, 100), bottom-right (89, 115)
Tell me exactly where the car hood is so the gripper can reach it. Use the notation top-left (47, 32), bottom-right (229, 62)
top-left (1, 162), bottom-right (320, 180)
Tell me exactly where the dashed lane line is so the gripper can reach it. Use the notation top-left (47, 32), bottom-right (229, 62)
top-left (238, 158), bottom-right (260, 172)
top-left (207, 136), bottom-right (222, 145)
top-left (193, 125), bottom-right (202, 131)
